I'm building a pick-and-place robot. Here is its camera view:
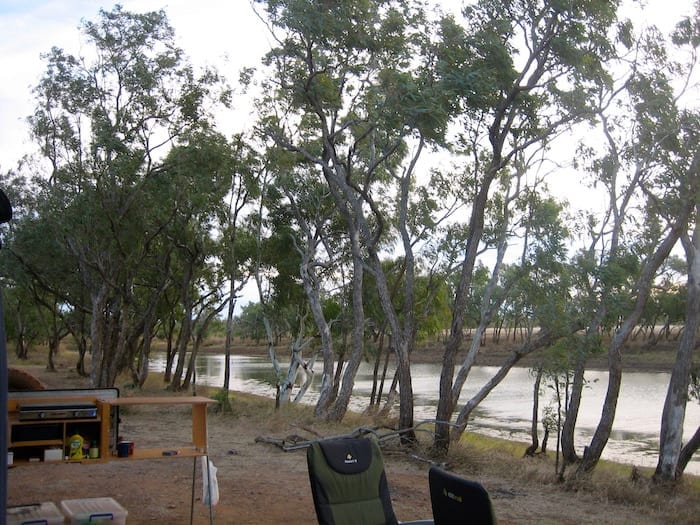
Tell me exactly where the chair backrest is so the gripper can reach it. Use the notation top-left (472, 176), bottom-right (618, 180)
top-left (428, 467), bottom-right (495, 525)
top-left (307, 437), bottom-right (399, 525)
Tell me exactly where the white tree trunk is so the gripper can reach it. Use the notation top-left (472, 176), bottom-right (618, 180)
top-left (655, 212), bottom-right (700, 481)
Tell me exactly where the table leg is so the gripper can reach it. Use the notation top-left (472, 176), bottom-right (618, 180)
top-left (191, 456), bottom-right (196, 525)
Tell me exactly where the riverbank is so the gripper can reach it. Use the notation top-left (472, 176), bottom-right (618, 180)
top-left (6, 349), bottom-right (700, 524)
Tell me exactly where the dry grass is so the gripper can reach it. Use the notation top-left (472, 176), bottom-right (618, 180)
top-left (449, 431), bottom-right (700, 524)
top-left (203, 386), bottom-right (700, 523)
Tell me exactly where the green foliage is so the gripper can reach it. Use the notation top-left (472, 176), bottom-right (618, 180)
top-left (11, 5), bottom-right (235, 386)
top-left (211, 388), bottom-right (233, 407)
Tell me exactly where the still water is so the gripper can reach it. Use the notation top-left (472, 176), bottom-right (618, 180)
top-left (150, 353), bottom-right (700, 475)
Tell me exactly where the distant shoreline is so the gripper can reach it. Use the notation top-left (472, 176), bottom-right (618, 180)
top-left (193, 334), bottom-right (683, 374)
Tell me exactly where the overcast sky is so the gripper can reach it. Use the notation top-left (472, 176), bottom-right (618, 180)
top-left (0, 1), bottom-right (694, 172)
top-left (0, 0), bottom-right (274, 170)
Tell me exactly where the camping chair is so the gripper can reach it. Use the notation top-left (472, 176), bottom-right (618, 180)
top-left (307, 437), bottom-right (433, 525)
top-left (428, 467), bottom-right (495, 525)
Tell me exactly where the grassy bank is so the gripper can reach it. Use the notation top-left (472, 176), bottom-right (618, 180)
top-left (199, 384), bottom-right (700, 524)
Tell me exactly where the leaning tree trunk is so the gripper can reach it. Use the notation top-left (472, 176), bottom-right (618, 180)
top-left (170, 263), bottom-right (195, 391)
top-left (434, 166), bottom-right (496, 454)
top-left (307, 286), bottom-right (335, 417)
top-left (561, 301), bottom-right (608, 467)
top-left (654, 219), bottom-right (700, 482)
top-left (394, 338), bottom-right (415, 439)
top-left (368, 244), bottom-right (415, 439)
top-left (560, 354), bottom-right (585, 464)
top-left (326, 239), bottom-right (365, 422)
top-left (75, 334), bottom-right (88, 377)
top-left (524, 367), bottom-right (543, 456)
top-left (676, 425), bottom-right (700, 478)
top-left (183, 299), bottom-right (227, 391)
top-left (221, 279), bottom-right (237, 413)
top-left (577, 226), bottom-right (685, 475)
top-left (88, 284), bottom-right (108, 387)
top-left (453, 329), bottom-right (556, 441)
top-left (134, 320), bottom-right (153, 388)
top-left (163, 318), bottom-right (177, 383)
top-left (106, 292), bottom-right (132, 387)
top-left (292, 218), bottom-right (335, 416)
top-left (14, 306), bottom-right (28, 359)
top-left (169, 309), bottom-right (193, 391)
top-left (47, 334), bottom-right (59, 372)
top-left (278, 332), bottom-right (307, 405)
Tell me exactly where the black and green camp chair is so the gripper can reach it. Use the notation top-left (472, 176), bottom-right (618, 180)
top-left (307, 437), bottom-right (433, 525)
top-left (428, 467), bottom-right (495, 525)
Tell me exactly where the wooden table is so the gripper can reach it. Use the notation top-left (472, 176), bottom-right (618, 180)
top-left (98, 396), bottom-right (217, 524)
top-left (98, 396), bottom-right (215, 459)
top-left (8, 391), bottom-right (217, 524)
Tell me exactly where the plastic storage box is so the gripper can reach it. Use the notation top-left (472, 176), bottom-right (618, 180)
top-left (7, 501), bottom-right (64, 525)
top-left (61, 497), bottom-right (128, 524)
top-left (43, 447), bottom-right (63, 461)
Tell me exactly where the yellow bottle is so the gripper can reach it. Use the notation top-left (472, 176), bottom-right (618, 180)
top-left (68, 433), bottom-right (84, 460)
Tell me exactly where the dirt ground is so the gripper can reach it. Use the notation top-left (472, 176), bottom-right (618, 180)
top-left (6, 341), bottom-right (700, 524)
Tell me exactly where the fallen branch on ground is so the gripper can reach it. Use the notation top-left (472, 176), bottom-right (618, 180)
top-left (255, 419), bottom-right (459, 454)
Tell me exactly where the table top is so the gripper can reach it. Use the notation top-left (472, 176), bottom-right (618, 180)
top-left (99, 396), bottom-right (216, 406)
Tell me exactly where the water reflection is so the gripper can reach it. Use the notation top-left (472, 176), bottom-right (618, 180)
top-left (149, 353), bottom-right (699, 475)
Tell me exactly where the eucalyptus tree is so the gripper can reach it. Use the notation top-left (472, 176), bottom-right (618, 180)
top-left (655, 200), bottom-right (700, 481)
top-left (571, 11), bottom-right (700, 476)
top-left (233, 301), bottom-right (267, 341)
top-left (450, 191), bottom-right (573, 442)
top-left (248, 157), bottom-right (304, 401)
top-left (557, 13), bottom-right (662, 466)
top-left (253, 0), bottom-right (452, 431)
top-left (652, 7), bottom-right (700, 482)
top-left (2, 227), bottom-right (65, 363)
top-left (28, 6), bottom-right (229, 387)
top-left (259, 187), bottom-right (316, 405)
top-left (180, 286), bottom-right (229, 391)
top-left (160, 131), bottom-right (235, 391)
top-left (433, 0), bottom-right (620, 453)
top-left (558, 215), bottom-right (646, 466)
top-left (124, 230), bottom-right (177, 388)
top-left (633, 260), bottom-right (685, 344)
top-left (576, 216), bottom-right (696, 476)
top-left (363, 254), bottom-right (452, 413)
top-left (219, 135), bottom-right (260, 411)
top-left (674, 369), bottom-right (700, 478)
top-left (1, 288), bottom-right (40, 360)
top-left (273, 161), bottom-right (349, 413)
top-left (0, 170), bottom-right (90, 368)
